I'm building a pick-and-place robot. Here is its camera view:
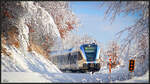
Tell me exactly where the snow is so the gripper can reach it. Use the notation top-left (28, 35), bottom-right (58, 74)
top-left (2, 72), bottom-right (51, 83)
top-left (1, 42), bottom-right (149, 83)
top-left (2, 1), bottom-right (62, 73)
top-left (2, 56), bottom-right (149, 83)
top-left (1, 45), bottom-right (61, 73)
top-left (25, 1), bottom-right (61, 37)
top-left (1, 1), bottom-right (149, 83)
top-left (113, 71), bottom-right (149, 83)
top-left (50, 48), bottom-right (78, 57)
top-left (2, 42), bottom-right (149, 83)
top-left (2, 70), bottom-right (149, 83)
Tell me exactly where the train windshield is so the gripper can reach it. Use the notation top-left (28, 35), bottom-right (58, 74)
top-left (84, 44), bottom-right (97, 61)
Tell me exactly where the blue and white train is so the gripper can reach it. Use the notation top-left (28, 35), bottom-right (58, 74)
top-left (50, 43), bottom-right (101, 73)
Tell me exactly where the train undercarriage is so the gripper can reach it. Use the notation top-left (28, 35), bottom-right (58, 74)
top-left (60, 63), bottom-right (101, 74)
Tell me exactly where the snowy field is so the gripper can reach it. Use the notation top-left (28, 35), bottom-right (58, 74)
top-left (2, 63), bottom-right (149, 83)
top-left (1, 70), bottom-right (149, 83)
top-left (114, 71), bottom-right (149, 83)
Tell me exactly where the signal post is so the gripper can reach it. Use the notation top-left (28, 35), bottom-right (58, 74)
top-left (107, 51), bottom-right (112, 82)
top-left (129, 59), bottom-right (135, 79)
top-left (108, 57), bottom-right (112, 82)
top-left (109, 58), bottom-right (111, 74)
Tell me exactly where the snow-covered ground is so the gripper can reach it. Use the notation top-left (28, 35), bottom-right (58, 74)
top-left (2, 70), bottom-right (149, 83)
top-left (114, 70), bottom-right (149, 83)
top-left (2, 58), bottom-right (149, 83)
top-left (1, 45), bottom-right (61, 73)
top-left (2, 72), bottom-right (50, 83)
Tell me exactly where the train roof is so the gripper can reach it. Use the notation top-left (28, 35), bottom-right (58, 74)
top-left (50, 43), bottom-right (98, 56)
top-left (80, 43), bottom-right (97, 46)
top-left (49, 47), bottom-right (79, 56)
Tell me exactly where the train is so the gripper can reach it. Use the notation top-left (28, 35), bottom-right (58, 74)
top-left (50, 43), bottom-right (101, 73)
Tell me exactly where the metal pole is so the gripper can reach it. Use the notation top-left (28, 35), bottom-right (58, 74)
top-left (109, 58), bottom-right (111, 74)
top-left (129, 71), bottom-right (134, 79)
top-left (109, 57), bottom-right (111, 82)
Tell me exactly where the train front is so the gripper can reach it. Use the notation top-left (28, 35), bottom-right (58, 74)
top-left (78, 43), bottom-right (101, 72)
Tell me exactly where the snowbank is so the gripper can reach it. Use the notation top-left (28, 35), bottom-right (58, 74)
top-left (1, 1), bottom-right (61, 76)
top-left (114, 71), bottom-right (149, 83)
top-left (2, 72), bottom-right (51, 83)
top-left (2, 70), bottom-right (149, 83)
top-left (1, 44), bottom-right (61, 73)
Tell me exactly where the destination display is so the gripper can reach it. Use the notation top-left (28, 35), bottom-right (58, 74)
top-left (84, 47), bottom-right (96, 53)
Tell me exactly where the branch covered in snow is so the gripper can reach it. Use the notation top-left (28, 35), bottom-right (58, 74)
top-left (37, 1), bottom-right (80, 38)
top-left (101, 1), bottom-right (149, 64)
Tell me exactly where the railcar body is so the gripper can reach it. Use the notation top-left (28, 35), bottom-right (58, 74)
top-left (50, 43), bottom-right (101, 73)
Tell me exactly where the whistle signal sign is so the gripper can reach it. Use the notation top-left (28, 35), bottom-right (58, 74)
top-left (129, 59), bottom-right (135, 72)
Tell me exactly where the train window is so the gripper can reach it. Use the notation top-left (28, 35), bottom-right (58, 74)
top-left (83, 45), bottom-right (97, 61)
top-left (70, 55), bottom-right (77, 64)
top-left (84, 47), bottom-right (96, 53)
top-left (77, 52), bottom-right (83, 60)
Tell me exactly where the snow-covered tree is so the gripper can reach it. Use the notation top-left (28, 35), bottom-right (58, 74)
top-left (100, 1), bottom-right (149, 74)
top-left (101, 1), bottom-right (149, 63)
top-left (105, 40), bottom-right (120, 68)
top-left (1, 1), bottom-right (80, 58)
top-left (60, 32), bottom-right (96, 49)
top-left (37, 1), bottom-right (80, 38)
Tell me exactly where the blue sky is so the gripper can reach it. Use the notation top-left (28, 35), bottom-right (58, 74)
top-left (70, 2), bottom-right (139, 45)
